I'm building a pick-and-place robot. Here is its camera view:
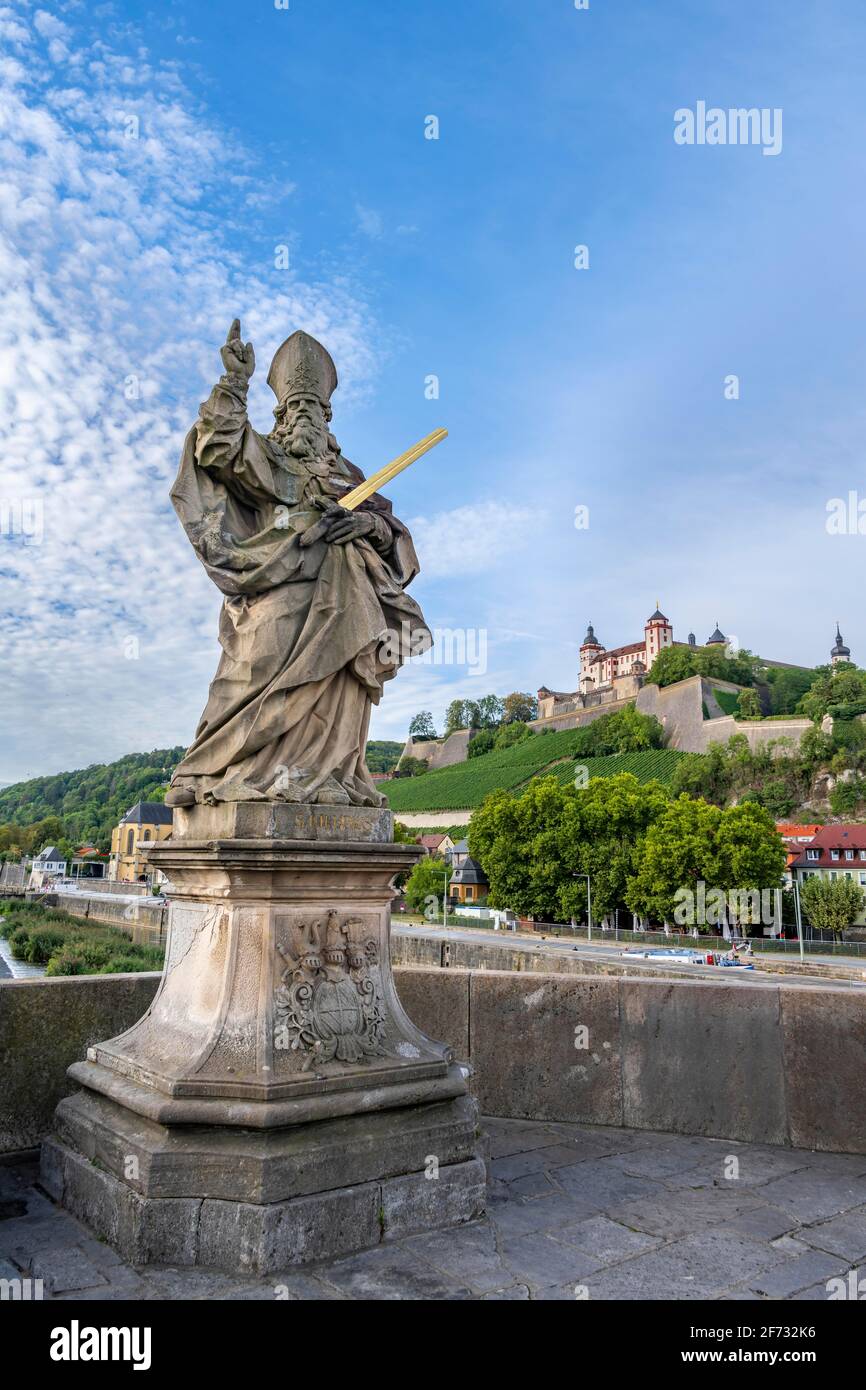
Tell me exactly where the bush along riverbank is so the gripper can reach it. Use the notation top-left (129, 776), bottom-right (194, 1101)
top-left (0, 899), bottom-right (164, 976)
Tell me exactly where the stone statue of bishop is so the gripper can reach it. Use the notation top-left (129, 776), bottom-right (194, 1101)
top-left (166, 322), bottom-right (430, 809)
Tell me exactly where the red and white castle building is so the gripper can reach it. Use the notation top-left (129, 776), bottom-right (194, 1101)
top-left (537, 606), bottom-right (724, 719)
top-left (537, 610), bottom-right (853, 724)
top-left (577, 606), bottom-right (726, 695)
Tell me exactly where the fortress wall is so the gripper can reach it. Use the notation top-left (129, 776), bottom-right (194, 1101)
top-left (729, 719), bottom-right (813, 753)
top-left (635, 675), bottom-right (708, 750)
top-left (529, 698), bottom-right (635, 734)
top-left (401, 729), bottom-right (473, 771)
top-left (636, 677), bottom-right (812, 755)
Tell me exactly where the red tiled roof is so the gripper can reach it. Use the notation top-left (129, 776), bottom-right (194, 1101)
top-left (590, 641), bottom-right (645, 664)
top-left (776, 823), bottom-right (821, 839)
top-left (790, 823), bottom-right (866, 869)
top-left (418, 834), bottom-right (448, 850)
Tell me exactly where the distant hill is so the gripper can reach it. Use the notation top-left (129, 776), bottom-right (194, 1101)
top-left (385, 733), bottom-right (687, 814)
top-left (364, 741), bottom-right (403, 774)
top-left (0, 740), bottom-right (408, 850)
top-left (0, 748), bottom-right (186, 848)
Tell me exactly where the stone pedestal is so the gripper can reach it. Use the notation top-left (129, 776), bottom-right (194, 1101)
top-left (41, 806), bottom-right (485, 1272)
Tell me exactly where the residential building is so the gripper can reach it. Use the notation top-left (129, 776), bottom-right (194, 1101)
top-left (789, 824), bottom-right (866, 924)
top-left (447, 839), bottom-right (470, 871)
top-left (450, 855), bottom-right (489, 905)
top-left (776, 824), bottom-right (822, 843)
top-left (776, 823), bottom-right (821, 888)
top-left (417, 833), bottom-right (454, 857)
top-left (27, 846), bottom-right (67, 889)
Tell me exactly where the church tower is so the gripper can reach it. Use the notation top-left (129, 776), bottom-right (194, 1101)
top-left (579, 623), bottom-right (603, 690)
top-left (831, 623), bottom-right (852, 666)
top-left (644, 604), bottom-right (673, 669)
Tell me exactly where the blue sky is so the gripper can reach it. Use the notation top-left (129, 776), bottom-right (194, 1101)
top-left (2, 0), bottom-right (866, 782)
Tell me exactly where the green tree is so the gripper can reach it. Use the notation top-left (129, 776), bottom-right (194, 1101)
top-left (647, 644), bottom-right (757, 689)
top-left (475, 694), bottom-right (505, 729)
top-left (713, 801), bottom-right (786, 890)
top-left (737, 688), bottom-right (762, 719)
top-left (29, 815), bottom-right (64, 851)
top-left (765, 665), bottom-right (815, 715)
top-left (757, 778), bottom-right (796, 820)
top-left (468, 773), bottom-right (671, 924)
top-left (671, 743), bottom-right (733, 806)
top-left (462, 700), bottom-right (481, 729)
top-left (494, 722), bottom-right (534, 751)
top-left (444, 700), bottom-right (468, 735)
top-left (502, 692), bottom-right (538, 724)
top-left (365, 741), bottom-right (403, 774)
top-left (627, 795), bottom-right (785, 927)
top-left (558, 774), bottom-right (672, 924)
top-left (800, 874), bottom-right (865, 935)
top-left (626, 796), bottom-right (723, 925)
top-left (467, 728), bottom-right (497, 759)
top-left (408, 711), bottom-right (437, 739)
top-left (396, 756), bottom-right (428, 778)
top-left (798, 723), bottom-right (834, 769)
top-left (404, 855), bottom-right (451, 915)
top-left (829, 777), bottom-right (866, 816)
top-left (798, 664), bottom-right (866, 722)
top-left (468, 778), bottom-right (575, 920)
top-left (570, 706), bottom-right (665, 759)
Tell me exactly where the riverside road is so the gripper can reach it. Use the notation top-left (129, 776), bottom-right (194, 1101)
top-left (392, 922), bottom-right (866, 991)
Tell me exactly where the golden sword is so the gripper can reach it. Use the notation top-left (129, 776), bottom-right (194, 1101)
top-left (299, 427), bottom-right (448, 546)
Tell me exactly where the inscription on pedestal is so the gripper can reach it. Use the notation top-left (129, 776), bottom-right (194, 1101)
top-left (171, 801), bottom-right (394, 843)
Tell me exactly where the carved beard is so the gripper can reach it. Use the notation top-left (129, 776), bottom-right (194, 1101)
top-left (281, 409), bottom-right (329, 462)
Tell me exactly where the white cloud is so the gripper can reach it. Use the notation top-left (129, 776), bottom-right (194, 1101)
top-left (355, 203), bottom-right (384, 239)
top-left (0, 4), bottom-right (380, 783)
top-left (407, 501), bottom-right (546, 579)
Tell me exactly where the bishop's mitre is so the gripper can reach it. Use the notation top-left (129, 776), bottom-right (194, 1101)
top-left (267, 330), bottom-right (338, 406)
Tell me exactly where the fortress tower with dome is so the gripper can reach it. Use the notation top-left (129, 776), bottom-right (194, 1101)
top-left (538, 604), bottom-right (728, 719)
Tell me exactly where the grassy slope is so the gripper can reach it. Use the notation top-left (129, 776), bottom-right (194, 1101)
top-left (384, 732), bottom-right (688, 812)
top-left (711, 689), bottom-right (740, 717)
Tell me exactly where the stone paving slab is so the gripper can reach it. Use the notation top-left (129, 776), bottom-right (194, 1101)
top-left (746, 1250), bottom-right (850, 1299)
top-left (799, 1206), bottom-right (866, 1263)
top-left (2, 1118), bottom-right (866, 1300)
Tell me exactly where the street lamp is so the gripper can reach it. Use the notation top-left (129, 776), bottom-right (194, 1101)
top-left (572, 873), bottom-right (592, 943)
top-left (793, 873), bottom-right (805, 965)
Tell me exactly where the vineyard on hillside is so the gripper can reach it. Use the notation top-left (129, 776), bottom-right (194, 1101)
top-left (384, 734), bottom-right (690, 813)
top-left (542, 749), bottom-right (687, 789)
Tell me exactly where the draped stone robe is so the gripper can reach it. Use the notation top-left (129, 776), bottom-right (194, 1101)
top-left (168, 372), bottom-right (430, 807)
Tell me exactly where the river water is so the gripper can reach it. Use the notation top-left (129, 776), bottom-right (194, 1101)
top-left (0, 927), bottom-right (46, 979)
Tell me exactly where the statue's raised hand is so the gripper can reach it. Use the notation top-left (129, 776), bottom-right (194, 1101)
top-left (220, 318), bottom-right (256, 380)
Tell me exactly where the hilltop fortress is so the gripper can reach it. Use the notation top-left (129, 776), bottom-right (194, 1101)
top-left (538, 607), bottom-right (722, 716)
top-left (402, 606), bottom-right (845, 774)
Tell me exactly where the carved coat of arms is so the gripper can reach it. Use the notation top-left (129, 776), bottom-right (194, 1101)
top-left (274, 910), bottom-right (385, 1067)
